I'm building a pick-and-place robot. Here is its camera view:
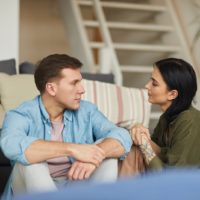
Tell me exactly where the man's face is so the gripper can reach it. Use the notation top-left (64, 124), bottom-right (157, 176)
top-left (53, 68), bottom-right (85, 110)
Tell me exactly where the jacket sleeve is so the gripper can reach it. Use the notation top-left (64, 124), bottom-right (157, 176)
top-left (0, 110), bottom-right (39, 165)
top-left (149, 117), bottom-right (193, 170)
top-left (90, 105), bottom-right (132, 159)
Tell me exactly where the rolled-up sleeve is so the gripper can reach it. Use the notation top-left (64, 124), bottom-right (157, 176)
top-left (91, 106), bottom-right (132, 159)
top-left (0, 110), bottom-right (39, 165)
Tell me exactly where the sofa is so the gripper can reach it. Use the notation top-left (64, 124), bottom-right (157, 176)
top-left (0, 59), bottom-right (151, 194)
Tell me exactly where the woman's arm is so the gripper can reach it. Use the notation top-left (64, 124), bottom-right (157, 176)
top-left (150, 140), bottom-right (161, 155)
top-left (130, 124), bottom-right (163, 168)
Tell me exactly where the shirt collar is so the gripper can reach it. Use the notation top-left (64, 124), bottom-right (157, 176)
top-left (63, 109), bottom-right (73, 122)
top-left (38, 96), bottom-right (49, 124)
top-left (38, 96), bottom-right (73, 124)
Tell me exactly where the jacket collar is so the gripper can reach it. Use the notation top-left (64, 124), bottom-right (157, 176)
top-left (38, 96), bottom-right (73, 125)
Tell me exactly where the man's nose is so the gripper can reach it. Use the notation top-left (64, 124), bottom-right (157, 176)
top-left (79, 84), bottom-right (85, 94)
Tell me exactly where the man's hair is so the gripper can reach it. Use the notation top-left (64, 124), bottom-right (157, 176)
top-left (34, 54), bottom-right (82, 93)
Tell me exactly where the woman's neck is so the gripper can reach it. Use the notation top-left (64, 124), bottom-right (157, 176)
top-left (160, 101), bottom-right (172, 112)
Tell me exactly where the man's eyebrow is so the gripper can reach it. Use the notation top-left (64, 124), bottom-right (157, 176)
top-left (71, 78), bottom-right (82, 83)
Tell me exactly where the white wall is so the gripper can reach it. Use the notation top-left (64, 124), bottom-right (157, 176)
top-left (0, 0), bottom-right (19, 67)
top-left (174, 0), bottom-right (200, 109)
top-left (20, 0), bottom-right (70, 64)
top-left (175, 0), bottom-right (200, 68)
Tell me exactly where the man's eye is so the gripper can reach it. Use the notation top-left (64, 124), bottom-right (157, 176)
top-left (72, 81), bottom-right (77, 85)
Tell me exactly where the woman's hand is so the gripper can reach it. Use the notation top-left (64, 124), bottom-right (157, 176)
top-left (129, 124), bottom-right (156, 164)
top-left (130, 124), bottom-right (151, 145)
top-left (139, 134), bottom-right (156, 164)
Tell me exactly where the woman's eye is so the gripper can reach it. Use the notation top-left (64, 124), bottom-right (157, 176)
top-left (152, 81), bottom-right (158, 87)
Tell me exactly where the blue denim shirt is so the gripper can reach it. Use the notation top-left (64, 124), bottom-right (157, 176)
top-left (0, 96), bottom-right (132, 199)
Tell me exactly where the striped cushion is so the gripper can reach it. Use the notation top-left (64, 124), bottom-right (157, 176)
top-left (82, 79), bottom-right (151, 129)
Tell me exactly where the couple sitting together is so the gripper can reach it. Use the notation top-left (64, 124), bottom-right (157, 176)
top-left (1, 54), bottom-right (200, 199)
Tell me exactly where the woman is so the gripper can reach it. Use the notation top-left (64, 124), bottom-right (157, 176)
top-left (130, 58), bottom-right (200, 170)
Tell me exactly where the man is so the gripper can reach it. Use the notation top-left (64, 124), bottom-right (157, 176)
top-left (0, 54), bottom-right (132, 199)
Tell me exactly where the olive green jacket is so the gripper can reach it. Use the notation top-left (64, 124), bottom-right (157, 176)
top-left (149, 106), bottom-right (200, 170)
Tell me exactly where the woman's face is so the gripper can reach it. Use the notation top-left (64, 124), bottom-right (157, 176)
top-left (145, 67), bottom-right (177, 111)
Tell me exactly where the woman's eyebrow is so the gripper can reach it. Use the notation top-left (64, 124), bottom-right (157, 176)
top-left (151, 77), bottom-right (159, 83)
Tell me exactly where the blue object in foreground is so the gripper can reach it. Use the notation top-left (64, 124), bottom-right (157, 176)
top-left (14, 169), bottom-right (200, 200)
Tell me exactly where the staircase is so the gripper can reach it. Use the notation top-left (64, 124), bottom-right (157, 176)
top-left (59, 0), bottom-right (195, 130)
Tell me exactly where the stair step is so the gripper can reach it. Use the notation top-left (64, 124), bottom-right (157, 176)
top-left (121, 65), bottom-right (153, 73)
top-left (90, 42), bottom-right (181, 52)
top-left (150, 111), bottom-right (162, 119)
top-left (84, 20), bottom-right (174, 32)
top-left (115, 43), bottom-right (181, 52)
top-left (77, 0), bottom-right (167, 12)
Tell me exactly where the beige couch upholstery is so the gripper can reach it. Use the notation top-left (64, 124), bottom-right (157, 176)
top-left (0, 73), bottom-right (151, 129)
top-left (0, 73), bottom-right (39, 128)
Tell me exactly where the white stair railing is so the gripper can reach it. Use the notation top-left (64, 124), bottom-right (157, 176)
top-left (92, 0), bottom-right (122, 85)
top-left (59, 0), bottom-right (95, 72)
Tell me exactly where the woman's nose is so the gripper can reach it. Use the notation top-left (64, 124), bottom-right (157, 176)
top-left (145, 81), bottom-right (150, 89)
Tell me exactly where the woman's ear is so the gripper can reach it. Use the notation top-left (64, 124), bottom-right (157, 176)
top-left (45, 82), bottom-right (57, 96)
top-left (169, 89), bottom-right (178, 100)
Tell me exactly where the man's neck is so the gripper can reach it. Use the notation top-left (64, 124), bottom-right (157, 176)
top-left (41, 94), bottom-right (64, 122)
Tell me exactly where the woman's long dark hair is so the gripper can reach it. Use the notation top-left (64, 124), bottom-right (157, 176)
top-left (155, 58), bottom-right (197, 145)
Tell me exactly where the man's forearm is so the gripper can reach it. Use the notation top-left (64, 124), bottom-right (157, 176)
top-left (25, 140), bottom-right (74, 164)
top-left (97, 138), bottom-right (125, 158)
top-left (25, 140), bottom-right (105, 166)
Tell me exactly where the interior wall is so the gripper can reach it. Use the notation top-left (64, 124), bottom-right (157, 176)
top-left (174, 0), bottom-right (200, 110)
top-left (19, 0), bottom-right (70, 64)
top-left (0, 0), bottom-right (19, 66)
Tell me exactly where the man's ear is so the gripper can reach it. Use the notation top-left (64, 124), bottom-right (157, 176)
top-left (168, 89), bottom-right (178, 100)
top-left (45, 82), bottom-right (57, 96)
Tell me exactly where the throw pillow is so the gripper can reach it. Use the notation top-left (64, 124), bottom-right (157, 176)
top-left (0, 58), bottom-right (16, 75)
top-left (0, 73), bottom-right (39, 111)
top-left (82, 79), bottom-right (151, 129)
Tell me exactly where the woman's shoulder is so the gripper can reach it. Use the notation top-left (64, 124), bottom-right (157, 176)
top-left (174, 106), bottom-right (200, 123)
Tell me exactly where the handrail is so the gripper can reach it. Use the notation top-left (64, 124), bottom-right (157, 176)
top-left (92, 0), bottom-right (122, 85)
top-left (60, 0), bottom-right (95, 72)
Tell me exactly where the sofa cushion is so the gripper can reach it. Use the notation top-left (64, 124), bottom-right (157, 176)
top-left (82, 73), bottom-right (114, 83)
top-left (0, 73), bottom-right (39, 111)
top-left (0, 74), bottom-right (151, 129)
top-left (0, 105), bottom-right (5, 129)
top-left (0, 166), bottom-right (12, 193)
top-left (0, 58), bottom-right (16, 75)
top-left (19, 61), bottom-right (35, 74)
top-left (19, 62), bottom-right (115, 84)
top-left (82, 80), bottom-right (151, 129)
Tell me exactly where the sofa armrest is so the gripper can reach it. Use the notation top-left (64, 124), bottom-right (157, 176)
top-left (0, 105), bottom-right (5, 129)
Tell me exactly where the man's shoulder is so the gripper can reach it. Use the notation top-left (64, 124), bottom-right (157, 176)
top-left (80, 100), bottom-right (97, 111)
top-left (8, 96), bottom-right (39, 114)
